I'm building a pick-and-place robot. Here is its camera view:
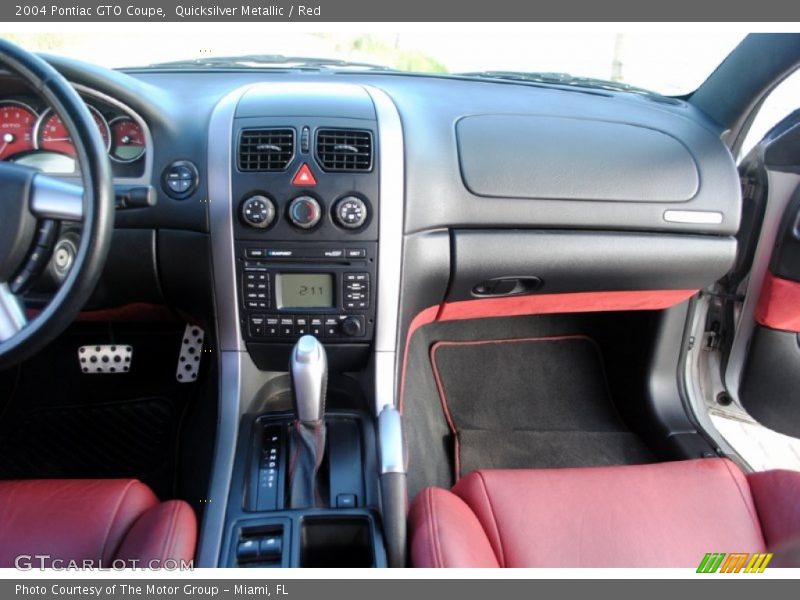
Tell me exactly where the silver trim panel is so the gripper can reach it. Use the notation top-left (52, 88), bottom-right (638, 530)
top-left (30, 174), bottom-right (84, 221)
top-left (378, 405), bottom-right (406, 474)
top-left (196, 83), bottom-right (251, 568)
top-left (72, 83), bottom-right (154, 186)
top-left (663, 209), bottom-right (724, 225)
top-left (364, 85), bottom-right (405, 414)
top-left (209, 86), bottom-right (251, 353)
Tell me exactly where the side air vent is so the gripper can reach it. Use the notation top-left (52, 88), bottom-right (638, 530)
top-left (238, 128), bottom-right (295, 172)
top-left (316, 129), bottom-right (373, 172)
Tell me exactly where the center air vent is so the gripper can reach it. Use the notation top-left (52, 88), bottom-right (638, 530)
top-left (316, 129), bottom-right (373, 172)
top-left (238, 128), bottom-right (295, 172)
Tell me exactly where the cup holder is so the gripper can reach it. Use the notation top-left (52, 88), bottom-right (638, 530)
top-left (299, 515), bottom-right (375, 567)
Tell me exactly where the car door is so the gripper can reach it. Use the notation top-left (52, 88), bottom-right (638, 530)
top-left (727, 115), bottom-right (800, 440)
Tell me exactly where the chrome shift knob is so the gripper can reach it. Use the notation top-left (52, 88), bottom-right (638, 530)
top-left (290, 335), bottom-right (327, 424)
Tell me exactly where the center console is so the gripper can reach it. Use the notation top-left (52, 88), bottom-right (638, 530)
top-left (203, 82), bottom-right (403, 568)
top-left (222, 407), bottom-right (385, 568)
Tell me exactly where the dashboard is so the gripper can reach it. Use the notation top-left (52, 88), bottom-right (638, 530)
top-left (0, 56), bottom-right (742, 363)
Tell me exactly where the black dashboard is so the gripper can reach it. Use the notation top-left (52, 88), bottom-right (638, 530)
top-left (0, 56), bottom-right (742, 362)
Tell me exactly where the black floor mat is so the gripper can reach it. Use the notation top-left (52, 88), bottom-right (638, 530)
top-left (430, 335), bottom-right (653, 477)
top-left (0, 397), bottom-right (176, 484)
top-left (0, 323), bottom-right (201, 499)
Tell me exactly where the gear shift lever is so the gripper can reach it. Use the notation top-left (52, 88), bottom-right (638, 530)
top-left (288, 335), bottom-right (327, 508)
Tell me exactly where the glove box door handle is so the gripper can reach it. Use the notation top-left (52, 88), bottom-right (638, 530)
top-left (471, 276), bottom-right (543, 298)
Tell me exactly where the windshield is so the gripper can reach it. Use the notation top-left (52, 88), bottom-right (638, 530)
top-left (2, 28), bottom-right (745, 95)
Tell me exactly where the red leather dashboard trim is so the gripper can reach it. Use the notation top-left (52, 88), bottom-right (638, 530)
top-left (755, 272), bottom-right (800, 333)
top-left (438, 289), bottom-right (696, 322)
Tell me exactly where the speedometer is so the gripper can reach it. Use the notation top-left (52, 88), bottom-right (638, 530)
top-left (0, 100), bottom-right (38, 160)
top-left (35, 105), bottom-right (111, 157)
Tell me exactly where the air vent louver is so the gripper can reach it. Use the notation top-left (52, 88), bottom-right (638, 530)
top-left (238, 128), bottom-right (294, 172)
top-left (316, 129), bottom-right (373, 172)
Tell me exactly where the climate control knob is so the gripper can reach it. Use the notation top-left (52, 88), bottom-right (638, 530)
top-left (240, 195), bottom-right (276, 229)
top-left (333, 196), bottom-right (368, 230)
top-left (288, 195), bottom-right (322, 229)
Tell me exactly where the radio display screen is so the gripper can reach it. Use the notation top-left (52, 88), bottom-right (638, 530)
top-left (276, 273), bottom-right (334, 309)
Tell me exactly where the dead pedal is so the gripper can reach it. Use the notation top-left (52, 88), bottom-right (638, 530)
top-left (177, 324), bottom-right (205, 383)
top-left (78, 344), bottom-right (132, 374)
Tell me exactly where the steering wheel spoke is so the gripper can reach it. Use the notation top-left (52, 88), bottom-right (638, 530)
top-left (30, 173), bottom-right (84, 222)
top-left (0, 282), bottom-right (27, 342)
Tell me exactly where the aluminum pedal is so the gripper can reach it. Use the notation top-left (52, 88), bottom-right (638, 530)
top-left (177, 324), bottom-right (205, 383)
top-left (78, 344), bottom-right (132, 374)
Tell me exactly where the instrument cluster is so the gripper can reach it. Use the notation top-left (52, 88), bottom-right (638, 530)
top-left (0, 93), bottom-right (147, 176)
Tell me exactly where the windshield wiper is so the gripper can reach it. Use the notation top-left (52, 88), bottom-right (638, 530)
top-left (456, 71), bottom-right (659, 96)
top-left (132, 54), bottom-right (395, 71)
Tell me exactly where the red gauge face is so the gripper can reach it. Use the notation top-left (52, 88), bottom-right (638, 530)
top-left (110, 117), bottom-right (145, 162)
top-left (0, 101), bottom-right (38, 160)
top-left (36, 107), bottom-right (110, 157)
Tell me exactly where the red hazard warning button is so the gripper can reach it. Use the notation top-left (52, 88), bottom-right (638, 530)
top-left (291, 163), bottom-right (317, 186)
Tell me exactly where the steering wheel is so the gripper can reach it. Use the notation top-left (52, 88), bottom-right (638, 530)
top-left (0, 39), bottom-right (114, 369)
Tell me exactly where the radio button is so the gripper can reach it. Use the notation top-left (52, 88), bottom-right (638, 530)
top-left (280, 317), bottom-right (295, 337)
top-left (309, 317), bottom-right (324, 337)
top-left (324, 317), bottom-right (339, 338)
top-left (245, 248), bottom-right (266, 259)
top-left (345, 272), bottom-right (369, 282)
top-left (265, 317), bottom-right (280, 337)
top-left (248, 315), bottom-right (266, 337)
top-left (295, 316), bottom-right (309, 336)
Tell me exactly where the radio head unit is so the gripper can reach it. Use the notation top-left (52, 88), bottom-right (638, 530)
top-left (236, 242), bottom-right (377, 346)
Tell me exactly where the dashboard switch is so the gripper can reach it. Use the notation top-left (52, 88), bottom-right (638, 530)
top-left (288, 195), bottom-right (322, 229)
top-left (161, 160), bottom-right (199, 200)
top-left (340, 316), bottom-right (364, 338)
top-left (334, 196), bottom-right (368, 229)
top-left (291, 163), bottom-right (317, 186)
top-left (241, 195), bottom-right (276, 229)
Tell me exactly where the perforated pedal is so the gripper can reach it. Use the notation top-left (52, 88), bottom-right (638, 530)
top-left (177, 324), bottom-right (205, 383)
top-left (78, 345), bottom-right (132, 374)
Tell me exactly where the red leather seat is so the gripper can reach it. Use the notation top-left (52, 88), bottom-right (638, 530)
top-left (0, 479), bottom-right (197, 568)
top-left (409, 458), bottom-right (800, 568)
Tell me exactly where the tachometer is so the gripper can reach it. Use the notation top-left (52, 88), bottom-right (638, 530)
top-left (109, 117), bottom-right (146, 163)
top-left (35, 105), bottom-right (110, 157)
top-left (0, 100), bottom-right (38, 160)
